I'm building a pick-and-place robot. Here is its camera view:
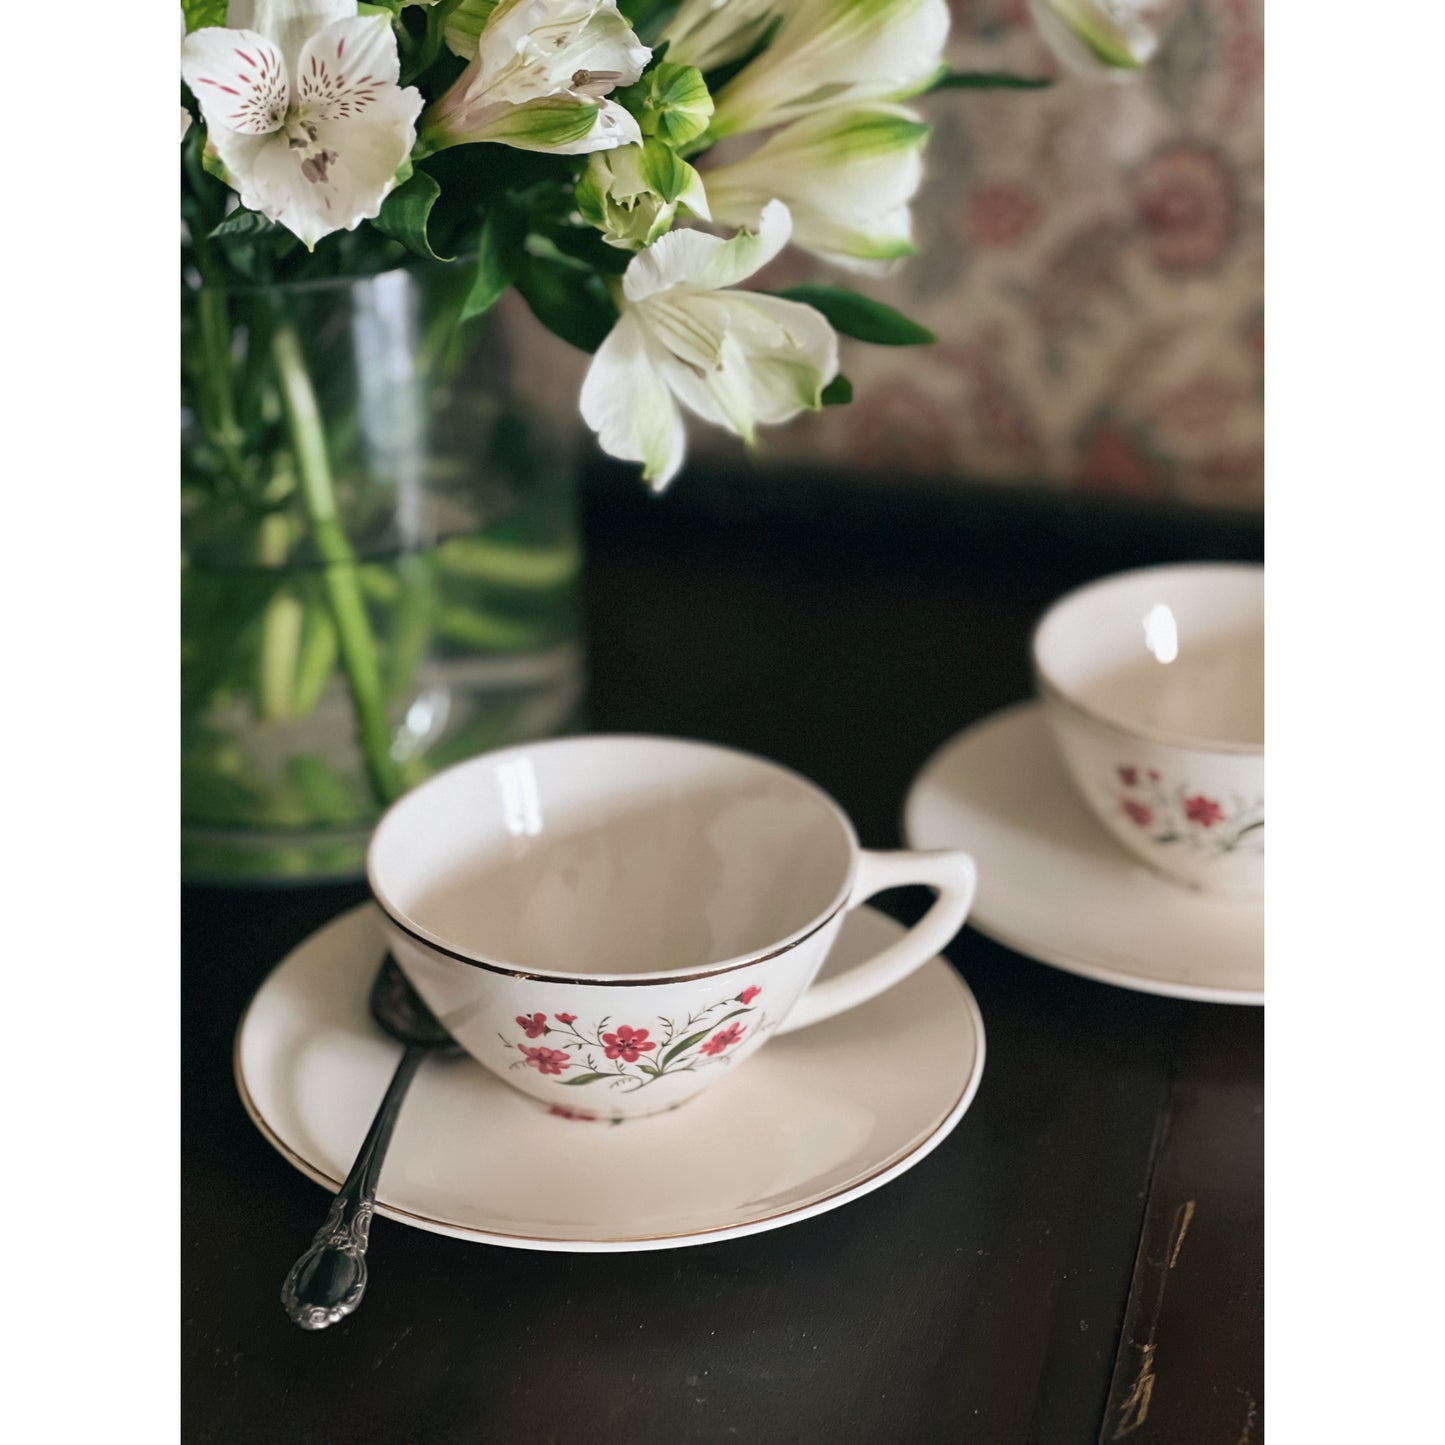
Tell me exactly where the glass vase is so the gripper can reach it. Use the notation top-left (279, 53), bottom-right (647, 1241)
top-left (181, 266), bottom-right (585, 882)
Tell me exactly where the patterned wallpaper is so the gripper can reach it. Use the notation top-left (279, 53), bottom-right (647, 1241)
top-left (705, 0), bottom-right (1265, 509)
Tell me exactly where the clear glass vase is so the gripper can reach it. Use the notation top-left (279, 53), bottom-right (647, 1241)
top-left (181, 266), bottom-right (585, 882)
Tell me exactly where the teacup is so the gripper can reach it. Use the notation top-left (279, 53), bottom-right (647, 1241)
top-left (369, 735), bottom-right (977, 1120)
top-left (1032, 562), bottom-right (1264, 896)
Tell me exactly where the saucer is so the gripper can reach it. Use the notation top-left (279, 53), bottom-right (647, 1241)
top-left (235, 902), bottom-right (985, 1252)
top-left (903, 703), bottom-right (1263, 1005)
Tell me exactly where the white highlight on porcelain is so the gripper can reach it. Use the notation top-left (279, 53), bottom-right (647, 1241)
top-left (904, 703), bottom-right (1262, 1004)
top-left (1143, 602), bottom-right (1179, 664)
top-left (235, 903), bottom-right (986, 1251)
top-left (367, 735), bottom-right (977, 1118)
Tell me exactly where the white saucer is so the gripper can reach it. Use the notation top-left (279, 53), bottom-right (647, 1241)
top-left (904, 702), bottom-right (1263, 1005)
top-left (235, 902), bottom-right (985, 1252)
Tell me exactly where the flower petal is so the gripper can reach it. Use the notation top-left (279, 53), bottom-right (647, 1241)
top-left (481, 0), bottom-right (649, 90)
top-left (656, 334), bottom-right (759, 442)
top-left (565, 98), bottom-right (644, 154)
top-left (623, 199), bottom-right (791, 303)
top-left (458, 93), bottom-right (640, 153)
top-left (209, 83), bottom-right (420, 248)
top-left (703, 106), bottom-right (927, 267)
top-left (656, 291), bottom-right (839, 438)
top-left (580, 313), bottom-right (687, 488)
top-left (549, 2), bottom-right (650, 89)
top-left (294, 15), bottom-right (401, 122)
top-left (715, 292), bottom-right (840, 421)
top-left (1029, 0), bottom-right (1157, 76)
top-left (245, 0), bottom-right (354, 75)
top-left (182, 27), bottom-right (289, 135)
top-left (711, 0), bottom-right (949, 137)
top-left (661, 0), bottom-right (775, 72)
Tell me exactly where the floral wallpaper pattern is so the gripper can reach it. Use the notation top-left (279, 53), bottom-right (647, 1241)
top-left (732, 0), bottom-right (1264, 508)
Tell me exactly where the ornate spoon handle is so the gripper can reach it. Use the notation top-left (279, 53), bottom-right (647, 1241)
top-left (281, 1045), bottom-right (425, 1330)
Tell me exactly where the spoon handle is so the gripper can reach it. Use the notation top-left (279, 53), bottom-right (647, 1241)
top-left (281, 1044), bottom-right (425, 1331)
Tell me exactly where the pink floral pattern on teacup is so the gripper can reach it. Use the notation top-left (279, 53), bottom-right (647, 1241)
top-left (602, 1025), bottom-right (656, 1063)
top-left (700, 1022), bottom-right (747, 1056)
top-left (499, 986), bottom-right (769, 1096)
top-left (518, 1044), bottom-right (572, 1076)
top-left (1115, 766), bottom-right (1263, 856)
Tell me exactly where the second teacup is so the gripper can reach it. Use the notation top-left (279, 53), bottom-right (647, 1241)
top-left (1033, 562), bottom-right (1264, 896)
top-left (369, 735), bottom-right (977, 1120)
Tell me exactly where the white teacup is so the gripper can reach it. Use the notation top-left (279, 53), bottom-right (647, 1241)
top-left (1033, 563), bottom-right (1264, 896)
top-left (369, 735), bottom-right (977, 1120)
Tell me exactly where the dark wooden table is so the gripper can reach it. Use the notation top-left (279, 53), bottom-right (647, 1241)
top-left (183, 480), bottom-right (1264, 1444)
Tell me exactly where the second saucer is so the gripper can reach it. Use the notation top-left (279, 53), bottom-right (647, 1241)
top-left (904, 702), bottom-right (1263, 1004)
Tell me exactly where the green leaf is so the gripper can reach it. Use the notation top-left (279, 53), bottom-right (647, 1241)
top-left (778, 285), bottom-right (935, 346)
top-left (373, 171), bottom-right (454, 262)
top-left (541, 222), bottom-right (632, 277)
top-left (182, 0), bottom-right (226, 32)
top-left (561, 1072), bottom-right (614, 1086)
top-left (660, 1007), bottom-right (751, 1067)
top-left (619, 0), bottom-right (668, 30)
top-left (462, 201), bottom-right (526, 321)
top-left (930, 71), bottom-right (1054, 90)
top-left (820, 374), bottom-right (853, 406)
top-left (200, 146), bottom-right (234, 187)
top-left (661, 1031), bottom-right (711, 1068)
top-left (514, 252), bottom-right (618, 353)
top-left (208, 207), bottom-right (278, 241)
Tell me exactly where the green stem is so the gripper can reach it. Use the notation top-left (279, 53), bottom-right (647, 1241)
top-left (255, 511), bottom-right (301, 720)
top-left (437, 535), bottom-right (581, 588)
top-left (197, 291), bottom-right (242, 456)
top-left (270, 322), bottom-right (405, 808)
top-left (184, 168), bottom-right (252, 488)
top-left (257, 590), bottom-right (304, 719)
top-left (387, 552), bottom-right (437, 699)
top-left (402, 0), bottom-right (466, 87)
top-left (292, 603), bottom-right (340, 716)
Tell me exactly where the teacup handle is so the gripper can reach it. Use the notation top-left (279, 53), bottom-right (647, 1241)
top-left (775, 849), bottom-right (977, 1035)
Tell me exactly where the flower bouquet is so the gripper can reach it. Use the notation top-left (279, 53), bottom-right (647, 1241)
top-left (180, 0), bottom-right (1043, 880)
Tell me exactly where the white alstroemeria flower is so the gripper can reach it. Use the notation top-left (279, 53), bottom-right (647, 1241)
top-left (421, 0), bottom-right (647, 156)
top-left (181, 2), bottom-right (422, 248)
top-left (1029, 0), bottom-right (1159, 78)
top-left (703, 105), bottom-right (929, 271)
top-left (660, 0), bottom-right (777, 73)
top-left (708, 0), bottom-right (948, 140)
top-left (581, 201), bottom-right (839, 489)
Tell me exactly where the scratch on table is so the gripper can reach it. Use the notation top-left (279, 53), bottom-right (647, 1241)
top-left (1234, 1391), bottom-right (1259, 1444)
top-left (372, 1324), bottom-right (413, 1372)
top-left (1110, 1199), bottom-right (1197, 1439)
top-left (1168, 1200), bottom-right (1195, 1269)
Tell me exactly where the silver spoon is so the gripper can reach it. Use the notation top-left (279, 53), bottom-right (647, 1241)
top-left (281, 954), bottom-right (461, 1331)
